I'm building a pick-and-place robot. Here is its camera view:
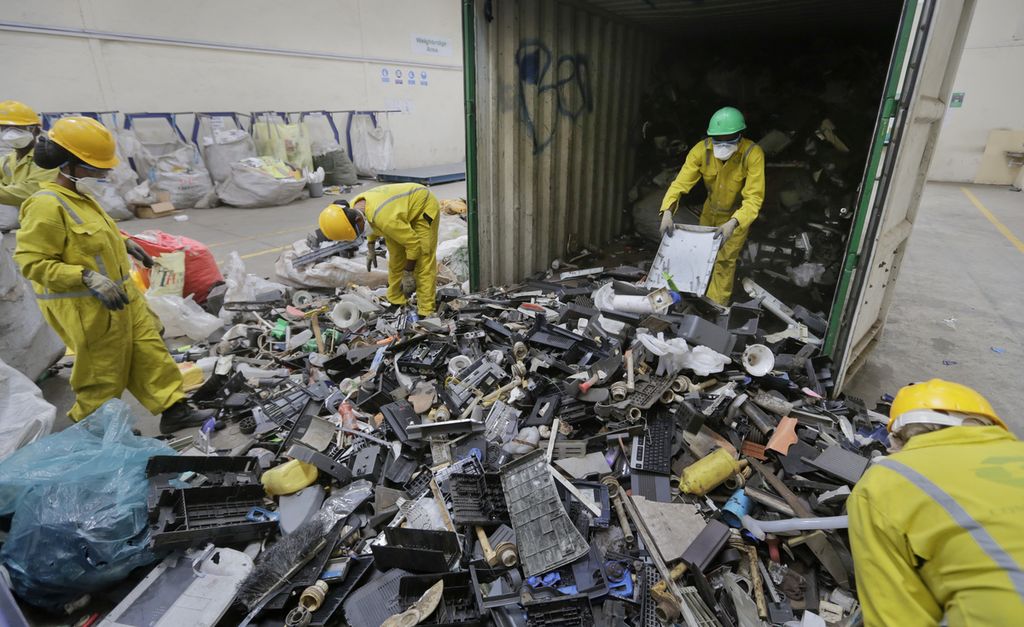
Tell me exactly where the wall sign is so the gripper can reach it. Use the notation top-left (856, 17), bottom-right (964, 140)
top-left (950, 91), bottom-right (965, 108)
top-left (412, 34), bottom-right (452, 57)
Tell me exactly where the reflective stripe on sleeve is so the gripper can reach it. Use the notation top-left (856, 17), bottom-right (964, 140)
top-left (878, 458), bottom-right (1024, 600)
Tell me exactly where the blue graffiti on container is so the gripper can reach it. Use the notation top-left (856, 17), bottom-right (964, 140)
top-left (515, 39), bottom-right (593, 154)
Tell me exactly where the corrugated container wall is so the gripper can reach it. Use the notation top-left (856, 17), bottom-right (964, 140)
top-left (472, 0), bottom-right (657, 287)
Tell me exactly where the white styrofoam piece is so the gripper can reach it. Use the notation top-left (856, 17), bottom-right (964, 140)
top-left (644, 225), bottom-right (721, 294)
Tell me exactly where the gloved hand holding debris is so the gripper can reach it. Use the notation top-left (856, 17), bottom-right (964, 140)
top-left (401, 270), bottom-right (416, 295)
top-left (715, 218), bottom-right (739, 241)
top-left (659, 210), bottom-right (675, 237)
top-left (305, 228), bottom-right (328, 250)
top-left (366, 242), bottom-right (379, 272)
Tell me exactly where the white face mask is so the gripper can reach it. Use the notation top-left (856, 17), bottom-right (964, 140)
top-left (713, 142), bottom-right (739, 161)
top-left (1, 128), bottom-right (34, 149)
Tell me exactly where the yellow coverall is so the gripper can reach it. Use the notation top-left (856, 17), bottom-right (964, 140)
top-left (14, 182), bottom-right (185, 420)
top-left (848, 426), bottom-right (1024, 626)
top-left (0, 150), bottom-right (57, 207)
top-left (355, 183), bottom-right (440, 316)
top-left (659, 137), bottom-right (765, 304)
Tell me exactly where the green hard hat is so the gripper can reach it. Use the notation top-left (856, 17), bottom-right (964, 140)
top-left (707, 106), bottom-right (746, 136)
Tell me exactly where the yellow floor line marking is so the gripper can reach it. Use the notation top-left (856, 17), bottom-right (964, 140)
top-left (239, 245), bottom-right (289, 260)
top-left (961, 187), bottom-right (1024, 254)
top-left (205, 225), bottom-right (310, 248)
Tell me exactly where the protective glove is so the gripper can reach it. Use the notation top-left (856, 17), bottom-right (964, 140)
top-left (401, 270), bottom-right (416, 296)
top-left (659, 211), bottom-right (675, 237)
top-left (368, 242), bottom-right (385, 272)
top-left (306, 228), bottom-right (327, 250)
top-left (715, 218), bottom-right (739, 241)
top-left (125, 239), bottom-right (154, 269)
top-left (83, 269), bottom-right (129, 310)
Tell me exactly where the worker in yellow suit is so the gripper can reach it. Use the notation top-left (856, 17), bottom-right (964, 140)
top-left (14, 117), bottom-right (214, 432)
top-left (659, 106), bottom-right (765, 305)
top-left (318, 183), bottom-right (440, 316)
top-left (0, 101), bottom-right (57, 211)
top-left (848, 379), bottom-right (1024, 626)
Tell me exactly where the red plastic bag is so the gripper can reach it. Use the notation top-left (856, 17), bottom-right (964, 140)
top-left (123, 230), bottom-right (223, 303)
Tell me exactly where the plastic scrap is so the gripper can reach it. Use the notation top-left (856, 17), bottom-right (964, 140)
top-left (4, 255), bottom-right (901, 625)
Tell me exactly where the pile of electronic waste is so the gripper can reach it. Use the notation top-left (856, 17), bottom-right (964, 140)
top-left (4, 249), bottom-right (888, 627)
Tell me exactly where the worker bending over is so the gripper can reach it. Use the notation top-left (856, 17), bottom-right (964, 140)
top-left (14, 117), bottom-right (213, 432)
top-left (0, 101), bottom-right (57, 212)
top-left (659, 106), bottom-right (765, 305)
top-left (848, 379), bottom-right (1024, 626)
top-left (317, 182), bottom-right (440, 316)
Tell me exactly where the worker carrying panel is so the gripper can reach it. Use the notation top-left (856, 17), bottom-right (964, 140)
top-left (660, 130), bottom-right (766, 304)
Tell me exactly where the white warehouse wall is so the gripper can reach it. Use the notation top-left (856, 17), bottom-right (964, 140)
top-left (0, 0), bottom-right (466, 169)
top-left (929, 0), bottom-right (1024, 182)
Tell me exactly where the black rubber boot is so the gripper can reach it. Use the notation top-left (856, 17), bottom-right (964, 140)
top-left (160, 400), bottom-right (218, 434)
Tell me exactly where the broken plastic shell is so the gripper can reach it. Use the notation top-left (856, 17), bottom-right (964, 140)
top-left (742, 344), bottom-right (775, 377)
top-left (329, 301), bottom-right (362, 330)
top-left (765, 417), bottom-right (799, 455)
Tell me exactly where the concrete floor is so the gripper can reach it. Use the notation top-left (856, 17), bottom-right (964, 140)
top-left (35, 180), bottom-right (1022, 437)
top-left (844, 182), bottom-right (1024, 436)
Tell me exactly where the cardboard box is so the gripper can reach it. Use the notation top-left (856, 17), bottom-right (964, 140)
top-left (134, 192), bottom-right (177, 219)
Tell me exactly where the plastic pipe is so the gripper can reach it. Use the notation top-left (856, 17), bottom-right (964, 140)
top-left (462, 0), bottom-right (480, 291)
top-left (742, 401), bottom-right (777, 435)
top-left (742, 515), bottom-right (849, 541)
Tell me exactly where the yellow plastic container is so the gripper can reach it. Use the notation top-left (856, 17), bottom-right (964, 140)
top-left (262, 459), bottom-right (318, 496)
top-left (679, 448), bottom-right (744, 495)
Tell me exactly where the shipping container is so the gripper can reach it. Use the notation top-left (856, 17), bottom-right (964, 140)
top-left (461, 0), bottom-right (976, 393)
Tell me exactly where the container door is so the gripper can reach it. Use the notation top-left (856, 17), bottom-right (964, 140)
top-left (827, 0), bottom-right (976, 392)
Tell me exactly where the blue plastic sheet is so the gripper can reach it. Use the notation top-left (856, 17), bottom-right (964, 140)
top-left (0, 399), bottom-right (173, 609)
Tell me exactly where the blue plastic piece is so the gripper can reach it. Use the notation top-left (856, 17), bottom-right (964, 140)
top-left (247, 507), bottom-right (280, 523)
top-left (722, 488), bottom-right (752, 528)
top-left (0, 400), bottom-right (173, 610)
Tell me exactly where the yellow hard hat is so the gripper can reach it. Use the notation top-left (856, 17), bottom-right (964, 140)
top-left (318, 201), bottom-right (361, 241)
top-left (888, 378), bottom-right (1005, 432)
top-left (48, 116), bottom-right (118, 169)
top-left (261, 459), bottom-right (318, 496)
top-left (0, 100), bottom-right (41, 126)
